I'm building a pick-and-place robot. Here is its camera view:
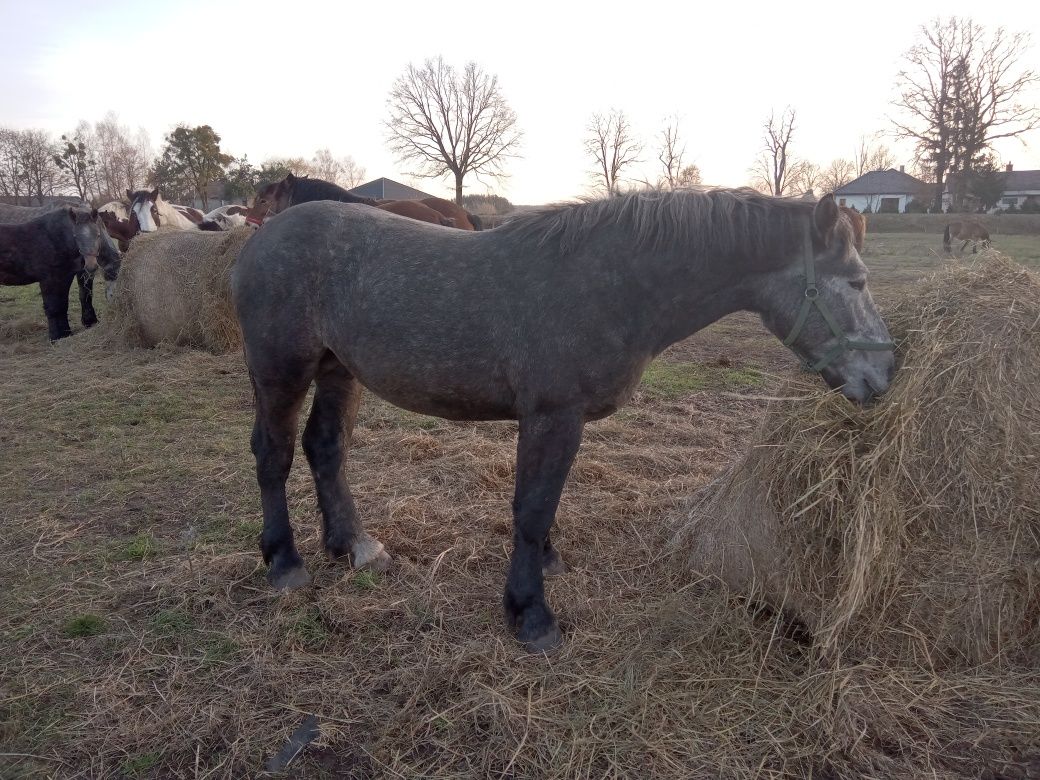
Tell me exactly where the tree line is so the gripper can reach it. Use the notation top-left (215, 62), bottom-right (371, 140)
top-left (2, 17), bottom-right (1034, 211)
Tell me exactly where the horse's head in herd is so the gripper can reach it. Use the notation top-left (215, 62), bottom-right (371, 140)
top-left (99, 210), bottom-right (137, 252)
top-left (245, 175), bottom-right (295, 225)
top-left (67, 207), bottom-right (102, 271)
top-left (756, 195), bottom-right (894, 402)
top-left (127, 188), bottom-right (163, 233)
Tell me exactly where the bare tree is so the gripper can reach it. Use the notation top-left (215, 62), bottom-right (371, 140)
top-left (657, 116), bottom-right (686, 189)
top-left (338, 155), bottom-right (366, 189)
top-left (585, 109), bottom-right (643, 196)
top-left (311, 148), bottom-right (342, 182)
top-left (819, 158), bottom-right (856, 194)
top-left (0, 128), bottom-right (27, 203)
top-left (386, 57), bottom-right (522, 204)
top-left (92, 113), bottom-right (152, 200)
top-left (854, 136), bottom-right (897, 175)
top-left (54, 121), bottom-right (97, 202)
top-left (893, 17), bottom-right (1040, 210)
top-left (750, 108), bottom-right (798, 196)
top-left (0, 129), bottom-right (62, 205)
top-left (676, 164), bottom-right (702, 188)
top-left (788, 161), bottom-right (822, 196)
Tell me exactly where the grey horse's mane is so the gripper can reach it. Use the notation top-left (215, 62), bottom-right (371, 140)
top-left (499, 188), bottom-right (814, 263)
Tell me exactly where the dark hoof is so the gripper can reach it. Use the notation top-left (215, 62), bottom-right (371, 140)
top-left (542, 550), bottom-right (569, 577)
top-left (268, 563), bottom-right (312, 591)
top-left (522, 624), bottom-right (563, 654)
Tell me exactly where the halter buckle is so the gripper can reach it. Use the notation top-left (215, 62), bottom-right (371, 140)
top-left (804, 286), bottom-right (819, 300)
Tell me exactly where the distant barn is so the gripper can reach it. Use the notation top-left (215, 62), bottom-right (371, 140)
top-left (348, 177), bottom-right (434, 201)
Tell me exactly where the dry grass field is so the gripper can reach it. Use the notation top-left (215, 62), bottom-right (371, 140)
top-left (1, 232), bottom-right (1038, 778)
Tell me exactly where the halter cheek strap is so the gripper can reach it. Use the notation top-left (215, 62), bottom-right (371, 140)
top-left (782, 223), bottom-right (894, 373)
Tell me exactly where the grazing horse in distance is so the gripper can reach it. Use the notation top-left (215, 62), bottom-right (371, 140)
top-left (231, 190), bottom-right (895, 652)
top-left (421, 196), bottom-right (483, 230)
top-left (943, 219), bottom-right (991, 254)
top-left (0, 207), bottom-right (108, 340)
top-left (127, 189), bottom-right (199, 232)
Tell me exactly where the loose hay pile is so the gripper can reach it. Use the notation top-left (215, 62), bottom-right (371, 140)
top-left (678, 254), bottom-right (1040, 667)
top-left (106, 227), bottom-right (252, 353)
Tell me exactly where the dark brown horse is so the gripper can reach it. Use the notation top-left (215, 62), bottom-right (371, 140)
top-left (943, 219), bottom-right (991, 254)
top-left (0, 206), bottom-right (109, 340)
top-left (231, 190), bottom-right (894, 652)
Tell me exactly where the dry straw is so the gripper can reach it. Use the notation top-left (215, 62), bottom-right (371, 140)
top-left (104, 227), bottom-right (253, 353)
top-left (678, 254), bottom-right (1040, 667)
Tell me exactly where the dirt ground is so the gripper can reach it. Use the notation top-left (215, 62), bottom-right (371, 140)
top-left (1, 233), bottom-right (1038, 778)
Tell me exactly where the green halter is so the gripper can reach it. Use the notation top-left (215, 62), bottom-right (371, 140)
top-left (782, 224), bottom-right (895, 373)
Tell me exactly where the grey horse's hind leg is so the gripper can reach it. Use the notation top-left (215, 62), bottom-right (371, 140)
top-left (302, 354), bottom-right (390, 572)
top-left (250, 372), bottom-right (313, 590)
top-left (504, 410), bottom-right (584, 653)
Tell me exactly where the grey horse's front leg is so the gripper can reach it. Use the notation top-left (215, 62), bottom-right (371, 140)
top-left (503, 409), bottom-right (583, 652)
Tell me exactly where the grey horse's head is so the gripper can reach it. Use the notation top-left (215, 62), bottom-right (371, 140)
top-left (68, 207), bottom-right (101, 272)
top-left (756, 195), bottom-right (895, 402)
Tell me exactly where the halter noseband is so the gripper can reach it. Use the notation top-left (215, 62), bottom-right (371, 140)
top-left (782, 222), bottom-right (894, 373)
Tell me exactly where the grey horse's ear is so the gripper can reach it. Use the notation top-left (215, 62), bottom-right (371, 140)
top-left (284, 172), bottom-right (296, 185)
top-left (813, 194), bottom-right (840, 244)
top-left (126, 189), bottom-right (134, 201)
top-left (150, 188), bottom-right (160, 201)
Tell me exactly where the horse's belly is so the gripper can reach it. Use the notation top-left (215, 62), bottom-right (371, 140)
top-left (358, 376), bottom-right (517, 421)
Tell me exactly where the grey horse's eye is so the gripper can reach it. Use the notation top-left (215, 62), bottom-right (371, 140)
top-left (849, 279), bottom-right (866, 291)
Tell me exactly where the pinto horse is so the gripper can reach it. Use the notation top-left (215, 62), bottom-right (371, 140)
top-left (231, 190), bottom-right (895, 652)
top-left (199, 204), bottom-right (251, 231)
top-left (99, 210), bottom-right (137, 252)
top-left (127, 189), bottom-right (199, 232)
top-left (0, 206), bottom-right (117, 340)
top-left (943, 219), bottom-right (991, 254)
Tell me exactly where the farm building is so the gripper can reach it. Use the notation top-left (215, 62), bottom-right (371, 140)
top-left (349, 177), bottom-right (434, 201)
top-left (942, 163), bottom-right (1040, 212)
top-left (833, 168), bottom-right (929, 213)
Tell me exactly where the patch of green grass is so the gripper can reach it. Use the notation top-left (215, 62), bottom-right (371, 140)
top-left (352, 570), bottom-right (381, 591)
top-left (119, 752), bottom-right (161, 777)
top-left (201, 636), bottom-right (241, 666)
top-left (291, 609), bottom-right (330, 648)
top-left (63, 614), bottom-right (106, 638)
top-left (149, 609), bottom-right (194, 637)
top-left (110, 533), bottom-right (159, 562)
top-left (199, 517), bottom-right (261, 546)
top-left (640, 361), bottom-right (709, 399)
top-left (719, 367), bottom-right (766, 388)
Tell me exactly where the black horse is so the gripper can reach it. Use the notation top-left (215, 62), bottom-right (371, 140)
top-left (0, 205), bottom-right (121, 340)
top-left (232, 190), bottom-right (895, 652)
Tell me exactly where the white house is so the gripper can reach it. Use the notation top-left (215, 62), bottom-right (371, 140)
top-left (833, 168), bottom-right (928, 213)
top-left (941, 164), bottom-right (1040, 211)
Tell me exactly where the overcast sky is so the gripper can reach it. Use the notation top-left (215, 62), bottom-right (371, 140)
top-left (2, 0), bottom-right (1039, 204)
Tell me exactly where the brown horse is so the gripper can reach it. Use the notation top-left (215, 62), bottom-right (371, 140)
top-left (378, 200), bottom-right (455, 227)
top-left (99, 210), bottom-right (138, 252)
top-left (943, 219), bottom-right (991, 254)
top-left (420, 197), bottom-right (483, 230)
top-left (842, 206), bottom-right (866, 252)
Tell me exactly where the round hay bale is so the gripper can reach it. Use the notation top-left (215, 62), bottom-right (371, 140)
top-left (675, 255), bottom-right (1040, 666)
top-left (106, 227), bottom-right (253, 353)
